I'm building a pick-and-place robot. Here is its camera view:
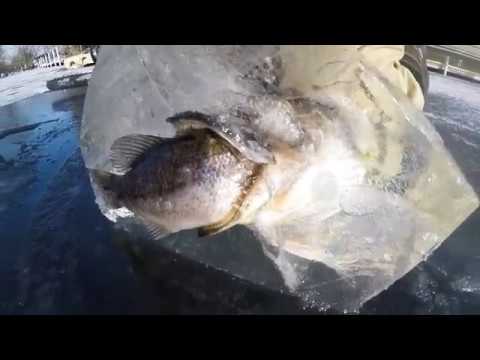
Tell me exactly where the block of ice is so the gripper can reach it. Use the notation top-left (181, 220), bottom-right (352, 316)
top-left (81, 46), bottom-right (479, 311)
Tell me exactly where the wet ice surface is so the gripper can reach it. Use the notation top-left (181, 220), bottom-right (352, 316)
top-left (0, 89), bottom-right (159, 314)
top-left (1, 71), bottom-right (480, 314)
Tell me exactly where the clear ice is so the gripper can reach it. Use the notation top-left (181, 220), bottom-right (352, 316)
top-left (80, 46), bottom-right (479, 311)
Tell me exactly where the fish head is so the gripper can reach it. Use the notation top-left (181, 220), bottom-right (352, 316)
top-left (162, 99), bottom-right (311, 235)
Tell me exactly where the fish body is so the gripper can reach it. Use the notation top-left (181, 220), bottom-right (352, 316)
top-left (97, 127), bottom-right (261, 238)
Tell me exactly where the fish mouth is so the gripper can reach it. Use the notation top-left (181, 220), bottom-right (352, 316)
top-left (198, 163), bottom-right (264, 237)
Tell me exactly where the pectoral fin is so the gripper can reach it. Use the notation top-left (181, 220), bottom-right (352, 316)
top-left (110, 134), bottom-right (169, 174)
top-left (142, 220), bottom-right (169, 241)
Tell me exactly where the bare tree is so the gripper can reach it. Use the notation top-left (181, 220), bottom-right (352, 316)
top-left (10, 45), bottom-right (36, 69)
top-left (0, 46), bottom-right (10, 73)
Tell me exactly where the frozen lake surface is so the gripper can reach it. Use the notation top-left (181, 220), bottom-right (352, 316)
top-left (0, 67), bottom-right (93, 108)
top-left (0, 71), bottom-right (479, 314)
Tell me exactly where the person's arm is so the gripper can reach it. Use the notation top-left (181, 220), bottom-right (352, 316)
top-left (360, 45), bottom-right (427, 110)
top-left (279, 45), bottom-right (426, 110)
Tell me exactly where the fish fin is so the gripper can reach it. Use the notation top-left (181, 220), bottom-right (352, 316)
top-left (167, 111), bottom-right (213, 135)
top-left (90, 169), bottom-right (120, 209)
top-left (198, 227), bottom-right (223, 238)
top-left (90, 169), bottom-right (113, 191)
top-left (167, 112), bottom-right (275, 164)
top-left (111, 134), bottom-right (167, 174)
top-left (197, 227), bottom-right (214, 238)
top-left (197, 207), bottom-right (240, 238)
top-left (142, 220), bottom-right (169, 241)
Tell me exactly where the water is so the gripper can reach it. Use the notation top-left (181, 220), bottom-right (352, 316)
top-left (1, 72), bottom-right (480, 314)
top-left (0, 88), bottom-right (158, 314)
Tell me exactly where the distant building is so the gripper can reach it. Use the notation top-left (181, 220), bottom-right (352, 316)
top-left (33, 47), bottom-right (63, 68)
